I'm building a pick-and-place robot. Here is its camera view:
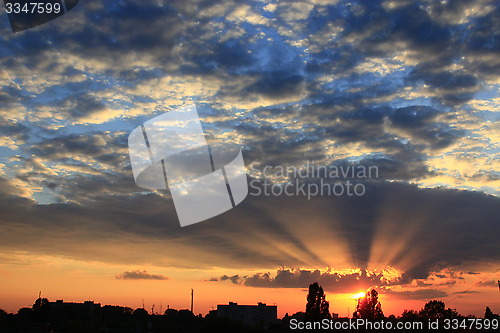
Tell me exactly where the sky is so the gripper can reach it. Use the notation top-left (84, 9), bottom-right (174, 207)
top-left (0, 0), bottom-right (499, 318)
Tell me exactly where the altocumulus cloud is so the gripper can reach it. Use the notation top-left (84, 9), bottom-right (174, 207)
top-left (116, 270), bottom-right (168, 280)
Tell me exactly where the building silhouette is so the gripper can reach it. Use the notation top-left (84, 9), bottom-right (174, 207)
top-left (49, 300), bottom-right (101, 320)
top-left (217, 302), bottom-right (277, 327)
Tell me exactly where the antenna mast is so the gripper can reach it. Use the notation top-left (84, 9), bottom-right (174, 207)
top-left (190, 289), bottom-right (194, 313)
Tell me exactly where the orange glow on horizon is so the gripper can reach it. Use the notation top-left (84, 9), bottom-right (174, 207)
top-left (0, 253), bottom-right (497, 319)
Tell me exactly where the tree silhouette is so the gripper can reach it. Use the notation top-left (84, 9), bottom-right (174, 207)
top-left (400, 309), bottom-right (420, 321)
top-left (32, 297), bottom-right (49, 311)
top-left (419, 300), bottom-right (459, 319)
top-left (133, 307), bottom-right (149, 319)
top-left (353, 289), bottom-right (384, 320)
top-left (485, 306), bottom-right (499, 319)
top-left (305, 282), bottom-right (330, 321)
top-left (0, 309), bottom-right (8, 327)
top-left (32, 297), bottom-right (50, 322)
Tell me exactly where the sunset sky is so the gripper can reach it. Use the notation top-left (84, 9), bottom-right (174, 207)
top-left (0, 0), bottom-right (499, 319)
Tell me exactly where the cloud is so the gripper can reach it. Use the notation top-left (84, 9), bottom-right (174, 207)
top-left (209, 267), bottom-right (470, 301)
top-left (451, 291), bottom-right (479, 295)
top-left (380, 288), bottom-right (448, 300)
top-left (245, 71), bottom-right (305, 99)
top-left (210, 268), bottom-right (408, 292)
top-left (116, 270), bottom-right (168, 280)
top-left (477, 280), bottom-right (498, 288)
top-left (387, 106), bottom-right (463, 150)
top-left (219, 275), bottom-right (242, 284)
top-left (0, 172), bottom-right (498, 277)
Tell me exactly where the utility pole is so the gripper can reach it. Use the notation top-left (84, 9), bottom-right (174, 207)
top-left (190, 289), bottom-right (194, 314)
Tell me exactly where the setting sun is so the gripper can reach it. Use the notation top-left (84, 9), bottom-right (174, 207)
top-left (351, 292), bottom-right (366, 299)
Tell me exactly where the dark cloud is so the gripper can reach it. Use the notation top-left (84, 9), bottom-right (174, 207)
top-left (0, 122), bottom-right (29, 138)
top-left (462, 2), bottom-right (500, 80)
top-left (181, 38), bottom-right (256, 75)
top-left (19, 132), bottom-right (135, 203)
top-left (380, 288), bottom-right (448, 300)
top-left (388, 106), bottom-right (463, 150)
top-left (246, 71), bottom-right (305, 99)
top-left (451, 291), bottom-right (479, 295)
top-left (477, 280), bottom-right (498, 288)
top-left (303, 0), bottom-right (495, 104)
top-left (211, 268), bottom-right (408, 292)
top-left (0, 86), bottom-right (24, 106)
top-left (230, 103), bottom-right (437, 182)
top-left (0, 0), bottom-right (187, 89)
top-left (407, 70), bottom-right (481, 105)
top-left (63, 93), bottom-right (107, 119)
top-left (0, 171), bottom-right (498, 278)
top-left (29, 131), bottom-right (128, 164)
top-left (210, 268), bottom-right (474, 301)
top-left (219, 275), bottom-right (242, 284)
top-left (389, 106), bottom-right (441, 129)
top-left (390, 4), bottom-right (452, 51)
top-left (116, 270), bottom-right (168, 280)
top-left (306, 1), bottom-right (454, 72)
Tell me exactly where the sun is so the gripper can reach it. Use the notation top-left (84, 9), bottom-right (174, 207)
top-left (351, 292), bottom-right (366, 299)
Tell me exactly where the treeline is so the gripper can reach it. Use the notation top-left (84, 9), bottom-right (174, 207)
top-left (0, 284), bottom-right (499, 332)
top-left (0, 302), bottom-right (254, 333)
top-left (1, 298), bottom-right (296, 333)
top-left (281, 282), bottom-right (499, 331)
